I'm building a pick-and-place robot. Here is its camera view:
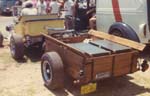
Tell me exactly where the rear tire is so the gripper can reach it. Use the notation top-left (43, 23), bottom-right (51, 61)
top-left (109, 23), bottom-right (140, 42)
top-left (10, 34), bottom-right (24, 59)
top-left (109, 29), bottom-right (140, 42)
top-left (41, 52), bottom-right (64, 90)
top-left (0, 32), bottom-right (3, 47)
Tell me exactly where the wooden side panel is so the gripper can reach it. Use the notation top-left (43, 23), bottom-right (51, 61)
top-left (92, 51), bottom-right (139, 80)
top-left (131, 51), bottom-right (139, 73)
top-left (84, 64), bottom-right (92, 83)
top-left (113, 52), bottom-right (132, 76)
top-left (45, 38), bottom-right (86, 80)
top-left (93, 56), bottom-right (113, 80)
top-left (45, 39), bottom-right (61, 53)
top-left (65, 49), bottom-right (84, 79)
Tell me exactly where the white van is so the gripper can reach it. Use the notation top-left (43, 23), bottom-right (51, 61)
top-left (96, 0), bottom-right (150, 43)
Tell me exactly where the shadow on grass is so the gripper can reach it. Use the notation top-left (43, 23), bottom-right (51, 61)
top-left (46, 75), bottom-right (150, 96)
top-left (15, 47), bottom-right (43, 63)
top-left (24, 47), bottom-right (43, 62)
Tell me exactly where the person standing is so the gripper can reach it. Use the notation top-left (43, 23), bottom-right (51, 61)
top-left (22, 0), bottom-right (33, 8)
top-left (32, 0), bottom-right (38, 8)
top-left (15, 0), bottom-right (23, 6)
top-left (36, 0), bottom-right (47, 15)
top-left (63, 0), bottom-right (75, 29)
top-left (49, 0), bottom-right (61, 15)
top-left (13, 0), bottom-right (22, 16)
top-left (45, 0), bottom-right (51, 14)
top-left (74, 0), bottom-right (88, 31)
top-left (21, 2), bottom-right (37, 15)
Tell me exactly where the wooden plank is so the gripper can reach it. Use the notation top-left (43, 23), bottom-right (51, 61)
top-left (113, 52), bottom-right (132, 76)
top-left (88, 30), bottom-right (146, 51)
top-left (93, 56), bottom-right (113, 80)
top-left (130, 51), bottom-right (139, 73)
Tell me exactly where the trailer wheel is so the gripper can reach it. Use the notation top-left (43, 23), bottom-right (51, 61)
top-left (10, 34), bottom-right (24, 59)
top-left (0, 32), bottom-right (3, 47)
top-left (41, 52), bottom-right (64, 90)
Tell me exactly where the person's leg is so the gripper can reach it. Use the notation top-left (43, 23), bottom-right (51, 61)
top-left (65, 16), bottom-right (69, 29)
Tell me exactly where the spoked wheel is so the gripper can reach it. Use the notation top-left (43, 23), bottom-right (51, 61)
top-left (0, 32), bottom-right (3, 47)
top-left (41, 52), bottom-right (64, 90)
top-left (10, 34), bottom-right (24, 59)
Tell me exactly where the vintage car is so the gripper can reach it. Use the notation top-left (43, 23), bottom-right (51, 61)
top-left (7, 15), bottom-right (65, 59)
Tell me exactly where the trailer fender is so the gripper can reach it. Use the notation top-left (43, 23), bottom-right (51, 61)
top-left (108, 22), bottom-right (140, 42)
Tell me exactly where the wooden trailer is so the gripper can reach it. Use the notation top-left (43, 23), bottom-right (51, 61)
top-left (41, 29), bottom-right (148, 95)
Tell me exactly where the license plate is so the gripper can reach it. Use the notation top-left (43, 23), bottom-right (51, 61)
top-left (81, 83), bottom-right (97, 95)
top-left (96, 72), bottom-right (111, 80)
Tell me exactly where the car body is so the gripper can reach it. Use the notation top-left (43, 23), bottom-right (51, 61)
top-left (8, 14), bottom-right (64, 59)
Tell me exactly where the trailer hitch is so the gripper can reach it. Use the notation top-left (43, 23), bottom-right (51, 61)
top-left (141, 60), bottom-right (149, 72)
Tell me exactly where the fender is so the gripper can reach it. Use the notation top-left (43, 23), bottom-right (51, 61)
top-left (139, 24), bottom-right (146, 37)
top-left (108, 22), bottom-right (140, 42)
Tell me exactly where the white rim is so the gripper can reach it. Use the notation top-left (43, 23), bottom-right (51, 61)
top-left (42, 60), bottom-right (53, 83)
top-left (10, 39), bottom-right (15, 57)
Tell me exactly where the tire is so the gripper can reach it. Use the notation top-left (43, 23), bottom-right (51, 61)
top-left (0, 32), bottom-right (3, 47)
top-left (109, 29), bottom-right (139, 42)
top-left (41, 52), bottom-right (64, 90)
top-left (0, 8), bottom-right (2, 15)
top-left (109, 29), bottom-right (123, 37)
top-left (10, 34), bottom-right (24, 59)
top-left (109, 23), bottom-right (140, 42)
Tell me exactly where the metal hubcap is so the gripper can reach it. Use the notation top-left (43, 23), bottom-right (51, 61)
top-left (10, 39), bottom-right (16, 56)
top-left (43, 60), bottom-right (52, 83)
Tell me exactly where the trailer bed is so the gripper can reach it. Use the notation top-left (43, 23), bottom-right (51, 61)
top-left (41, 30), bottom-right (143, 94)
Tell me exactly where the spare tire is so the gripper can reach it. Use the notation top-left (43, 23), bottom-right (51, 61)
top-left (0, 32), bottom-right (3, 47)
top-left (41, 52), bottom-right (64, 90)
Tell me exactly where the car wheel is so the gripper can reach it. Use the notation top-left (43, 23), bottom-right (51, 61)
top-left (0, 32), bottom-right (3, 47)
top-left (10, 34), bottom-right (24, 59)
top-left (110, 29), bottom-right (123, 37)
top-left (41, 52), bottom-right (64, 90)
top-left (109, 29), bottom-right (140, 42)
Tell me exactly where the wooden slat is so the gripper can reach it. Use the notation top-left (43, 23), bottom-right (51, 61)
top-left (88, 30), bottom-right (146, 51)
